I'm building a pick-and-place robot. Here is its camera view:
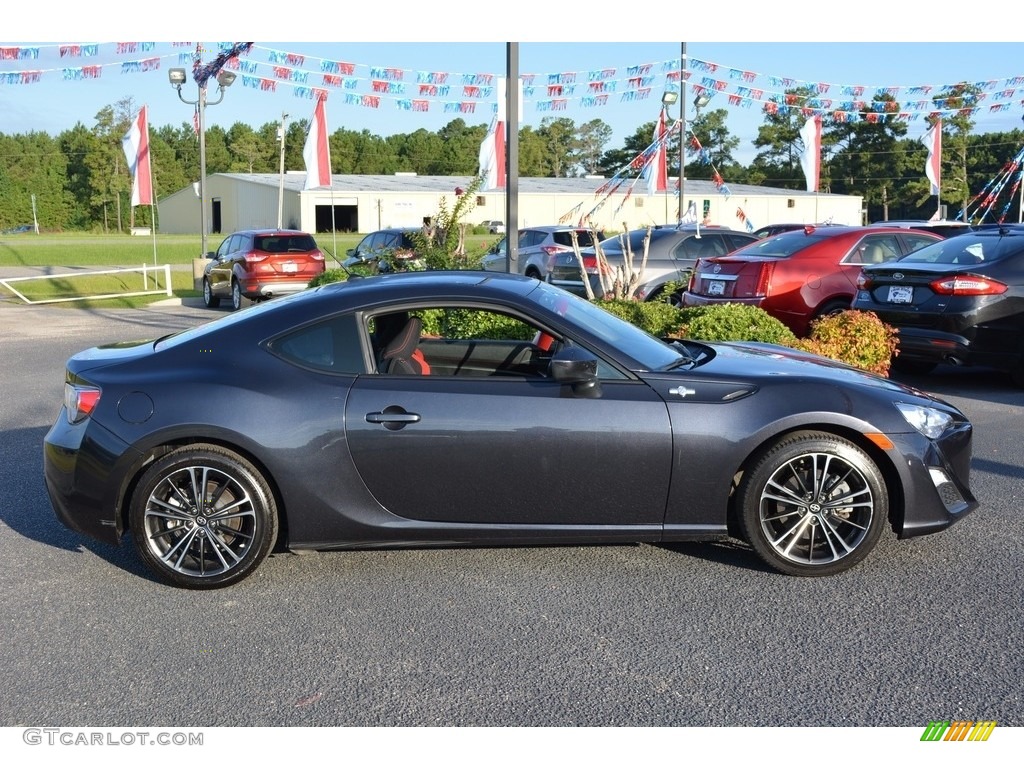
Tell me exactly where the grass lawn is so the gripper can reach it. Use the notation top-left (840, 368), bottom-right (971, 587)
top-left (0, 231), bottom-right (503, 308)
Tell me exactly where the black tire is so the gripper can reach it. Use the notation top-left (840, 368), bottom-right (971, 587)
top-left (891, 357), bottom-right (938, 376)
top-left (817, 299), bottom-right (850, 319)
top-left (129, 445), bottom-right (278, 589)
top-left (525, 268), bottom-right (542, 280)
top-left (737, 431), bottom-right (887, 577)
top-left (202, 278), bottom-right (220, 308)
top-left (231, 279), bottom-right (250, 311)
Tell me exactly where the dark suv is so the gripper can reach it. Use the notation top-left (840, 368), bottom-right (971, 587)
top-left (203, 229), bottom-right (324, 311)
top-left (344, 228), bottom-right (424, 272)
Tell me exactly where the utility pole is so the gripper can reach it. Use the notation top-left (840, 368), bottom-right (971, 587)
top-left (277, 111), bottom-right (289, 229)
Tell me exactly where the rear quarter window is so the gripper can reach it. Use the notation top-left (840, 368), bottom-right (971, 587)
top-left (268, 314), bottom-right (364, 374)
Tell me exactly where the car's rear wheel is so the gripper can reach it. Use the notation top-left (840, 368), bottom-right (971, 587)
top-left (816, 299), bottom-right (851, 319)
top-left (737, 431), bottom-right (887, 576)
top-left (129, 445), bottom-right (278, 589)
top-left (202, 278), bottom-right (220, 308)
top-left (231, 279), bottom-right (250, 311)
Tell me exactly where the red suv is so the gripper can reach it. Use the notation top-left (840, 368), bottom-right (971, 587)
top-left (681, 225), bottom-right (941, 336)
top-left (203, 229), bottom-right (325, 311)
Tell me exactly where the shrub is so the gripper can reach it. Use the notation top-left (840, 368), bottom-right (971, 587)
top-left (676, 303), bottom-right (798, 345)
top-left (598, 298), bottom-right (687, 338)
top-left (308, 269), bottom-right (349, 288)
top-left (793, 310), bottom-right (898, 376)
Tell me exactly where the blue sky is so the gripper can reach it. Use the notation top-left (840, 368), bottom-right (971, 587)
top-left (3, 5), bottom-right (1023, 166)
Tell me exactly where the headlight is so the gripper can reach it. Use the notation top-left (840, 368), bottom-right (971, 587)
top-left (895, 402), bottom-right (953, 439)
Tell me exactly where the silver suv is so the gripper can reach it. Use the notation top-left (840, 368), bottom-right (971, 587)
top-left (480, 226), bottom-right (603, 280)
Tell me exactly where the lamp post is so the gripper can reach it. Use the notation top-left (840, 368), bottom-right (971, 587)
top-left (660, 89), bottom-right (678, 225)
top-left (168, 66), bottom-right (236, 257)
top-left (277, 111), bottom-right (289, 229)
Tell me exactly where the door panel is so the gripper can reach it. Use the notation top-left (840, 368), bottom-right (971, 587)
top-left (345, 376), bottom-right (672, 527)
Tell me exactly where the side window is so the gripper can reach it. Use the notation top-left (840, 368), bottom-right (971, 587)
top-left (902, 234), bottom-right (939, 254)
top-left (849, 236), bottom-right (901, 265)
top-left (268, 314), bottom-right (364, 374)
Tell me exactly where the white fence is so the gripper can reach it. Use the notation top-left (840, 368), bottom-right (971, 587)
top-left (0, 264), bottom-right (173, 305)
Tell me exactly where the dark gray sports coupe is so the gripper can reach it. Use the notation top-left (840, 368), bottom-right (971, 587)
top-left (44, 271), bottom-right (978, 588)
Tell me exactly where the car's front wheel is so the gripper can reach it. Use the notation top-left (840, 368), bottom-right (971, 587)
top-left (737, 431), bottom-right (887, 576)
top-left (202, 278), bottom-right (220, 308)
top-left (129, 445), bottom-right (279, 589)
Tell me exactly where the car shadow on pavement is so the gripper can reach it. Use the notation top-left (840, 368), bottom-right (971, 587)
top-left (1, 425), bottom-right (160, 583)
top-left (890, 364), bottom-right (1021, 407)
top-left (657, 539), bottom-right (776, 574)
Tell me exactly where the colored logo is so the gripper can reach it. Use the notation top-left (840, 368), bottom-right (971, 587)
top-left (921, 721), bottom-right (997, 742)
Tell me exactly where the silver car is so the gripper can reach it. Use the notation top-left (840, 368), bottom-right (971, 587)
top-left (547, 225), bottom-right (758, 304)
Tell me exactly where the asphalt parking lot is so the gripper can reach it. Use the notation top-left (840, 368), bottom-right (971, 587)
top-left (1, 296), bottom-right (1022, 728)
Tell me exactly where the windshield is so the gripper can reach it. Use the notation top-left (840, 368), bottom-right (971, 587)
top-left (729, 230), bottom-right (830, 258)
top-left (895, 233), bottom-right (1021, 265)
top-left (529, 281), bottom-right (684, 371)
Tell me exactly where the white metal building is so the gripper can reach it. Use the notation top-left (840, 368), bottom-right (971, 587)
top-left (155, 172), bottom-right (863, 243)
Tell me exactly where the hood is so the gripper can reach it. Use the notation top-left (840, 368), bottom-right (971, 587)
top-left (700, 340), bottom-right (929, 397)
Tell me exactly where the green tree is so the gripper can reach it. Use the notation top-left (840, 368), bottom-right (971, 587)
top-left (537, 117), bottom-right (580, 177)
top-left (825, 92), bottom-right (909, 221)
top-left (688, 108), bottom-right (739, 173)
top-left (575, 119), bottom-right (613, 175)
top-left (932, 82), bottom-right (983, 220)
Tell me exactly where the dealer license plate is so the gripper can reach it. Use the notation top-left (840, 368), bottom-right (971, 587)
top-left (887, 285), bottom-right (913, 304)
top-left (707, 280), bottom-right (726, 296)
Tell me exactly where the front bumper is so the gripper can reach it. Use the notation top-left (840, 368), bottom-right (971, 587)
top-left (892, 418), bottom-right (977, 538)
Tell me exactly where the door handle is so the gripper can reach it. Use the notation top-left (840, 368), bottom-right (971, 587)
top-left (365, 406), bottom-right (421, 430)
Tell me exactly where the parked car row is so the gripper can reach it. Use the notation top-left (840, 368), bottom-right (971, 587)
top-left (204, 221), bottom-right (1024, 389)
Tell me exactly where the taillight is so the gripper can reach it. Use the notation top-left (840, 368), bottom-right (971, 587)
top-left (312, 250), bottom-right (325, 261)
top-left (856, 272), bottom-right (873, 290)
top-left (244, 251), bottom-right (268, 263)
top-left (64, 383), bottom-right (101, 424)
top-left (754, 263), bottom-right (775, 297)
top-left (688, 260), bottom-right (702, 291)
top-left (930, 275), bottom-right (1007, 296)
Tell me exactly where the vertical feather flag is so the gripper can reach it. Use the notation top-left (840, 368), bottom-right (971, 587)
top-left (478, 77), bottom-right (507, 191)
top-left (798, 115), bottom-right (822, 193)
top-left (922, 119), bottom-right (942, 196)
top-left (303, 95), bottom-right (332, 190)
top-left (643, 107), bottom-right (668, 197)
top-left (121, 106), bottom-right (153, 206)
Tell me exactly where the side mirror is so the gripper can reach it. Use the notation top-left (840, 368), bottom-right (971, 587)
top-left (550, 346), bottom-right (602, 398)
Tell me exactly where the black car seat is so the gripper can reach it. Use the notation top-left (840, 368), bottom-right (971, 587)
top-left (378, 316), bottom-right (429, 375)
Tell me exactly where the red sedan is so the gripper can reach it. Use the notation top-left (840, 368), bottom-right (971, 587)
top-left (681, 225), bottom-right (942, 336)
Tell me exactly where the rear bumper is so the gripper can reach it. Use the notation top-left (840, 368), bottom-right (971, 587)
top-left (245, 280), bottom-right (311, 298)
top-left (44, 412), bottom-right (139, 546)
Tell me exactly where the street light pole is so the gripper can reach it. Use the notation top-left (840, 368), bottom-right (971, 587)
top-left (661, 89), bottom-right (678, 226)
top-left (169, 67), bottom-right (235, 257)
top-left (679, 42), bottom-right (687, 226)
top-left (277, 111), bottom-right (289, 229)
